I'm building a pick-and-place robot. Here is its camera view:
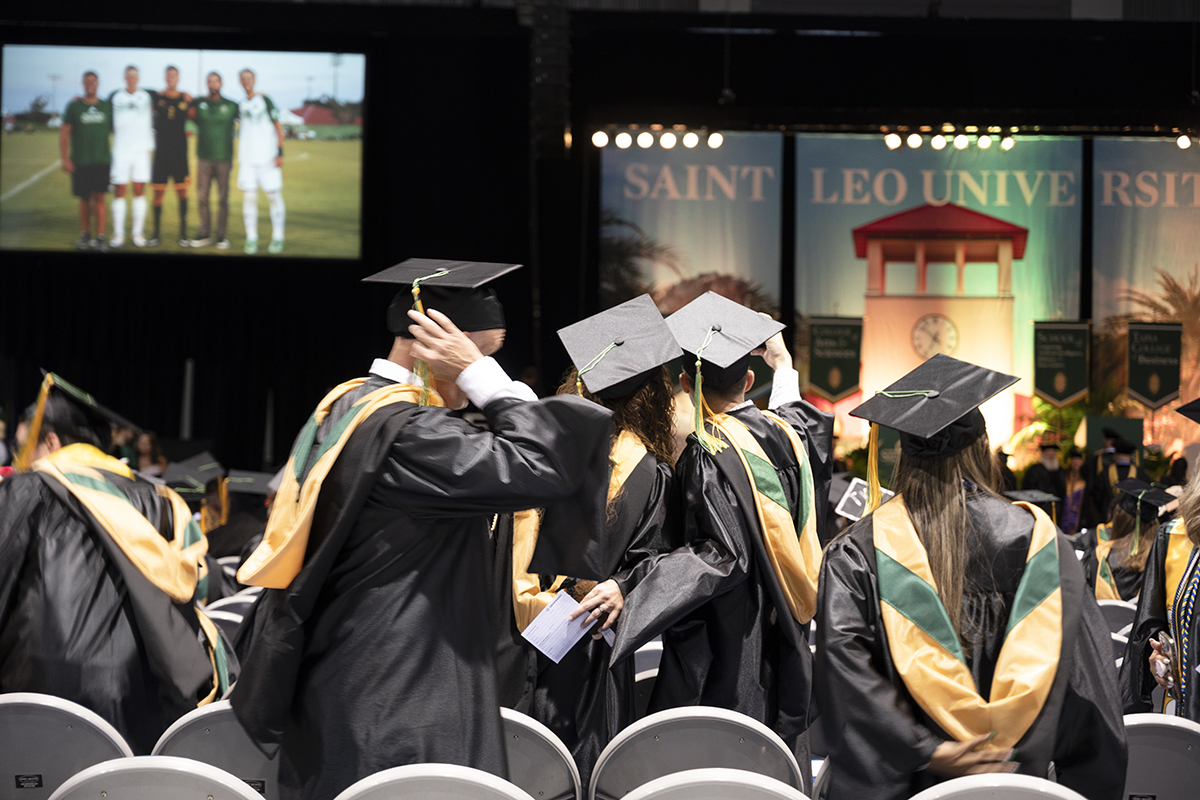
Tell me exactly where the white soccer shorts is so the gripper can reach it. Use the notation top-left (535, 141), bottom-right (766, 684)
top-left (237, 162), bottom-right (283, 193)
top-left (110, 148), bottom-right (152, 185)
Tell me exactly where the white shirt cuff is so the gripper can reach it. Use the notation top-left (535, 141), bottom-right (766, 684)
top-left (456, 357), bottom-right (538, 408)
top-left (768, 366), bottom-right (802, 410)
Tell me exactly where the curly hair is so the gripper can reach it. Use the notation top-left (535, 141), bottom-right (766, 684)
top-left (556, 365), bottom-right (676, 466)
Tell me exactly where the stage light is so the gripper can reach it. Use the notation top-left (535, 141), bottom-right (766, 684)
top-left (591, 131), bottom-right (609, 147)
top-left (884, 133), bottom-right (902, 149)
top-left (978, 135), bottom-right (993, 149)
top-left (1000, 136), bottom-right (1015, 150)
top-left (931, 134), bottom-right (947, 150)
top-left (660, 132), bottom-right (677, 149)
top-left (708, 132), bottom-right (724, 148)
top-left (615, 132), bottom-right (632, 149)
top-left (906, 133), bottom-right (922, 148)
top-left (1177, 134), bottom-right (1192, 149)
top-left (683, 131), bottom-right (700, 148)
top-left (942, 123), bottom-right (955, 133)
top-left (953, 134), bottom-right (969, 149)
top-left (637, 131), bottom-right (654, 148)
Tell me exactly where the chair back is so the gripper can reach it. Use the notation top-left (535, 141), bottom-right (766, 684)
top-left (330, 763), bottom-right (536, 800)
top-left (151, 699), bottom-right (278, 800)
top-left (620, 768), bottom-right (807, 800)
top-left (908, 774), bottom-right (1088, 800)
top-left (589, 707), bottom-right (803, 800)
top-left (0, 692), bottom-right (133, 800)
top-left (1124, 713), bottom-right (1200, 800)
top-left (1097, 599), bottom-right (1137, 635)
top-left (47, 756), bottom-right (263, 800)
top-left (501, 708), bottom-right (581, 800)
top-left (1111, 632), bottom-right (1129, 664)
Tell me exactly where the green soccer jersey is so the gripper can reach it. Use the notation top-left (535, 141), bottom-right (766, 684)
top-left (63, 98), bottom-right (112, 166)
top-left (194, 95), bottom-right (239, 162)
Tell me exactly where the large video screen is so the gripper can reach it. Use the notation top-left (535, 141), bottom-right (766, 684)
top-left (1, 45), bottom-right (365, 258)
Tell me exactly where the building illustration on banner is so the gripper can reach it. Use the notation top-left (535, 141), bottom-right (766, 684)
top-left (855, 203), bottom-right (1027, 445)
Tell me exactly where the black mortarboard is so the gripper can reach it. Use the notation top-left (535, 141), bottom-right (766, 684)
top-left (1114, 479), bottom-right (1174, 522)
top-left (850, 354), bottom-right (1019, 459)
top-left (1005, 489), bottom-right (1061, 504)
top-left (162, 451), bottom-right (224, 495)
top-left (362, 258), bottom-right (523, 337)
top-left (1038, 442), bottom-right (1060, 453)
top-left (1067, 447), bottom-right (1083, 458)
top-left (1101, 427), bottom-right (1121, 440)
top-left (1176, 399), bottom-right (1200, 425)
top-left (666, 292), bottom-right (784, 391)
top-left (224, 470), bottom-right (274, 496)
top-left (1114, 438), bottom-right (1137, 455)
top-left (557, 295), bottom-right (682, 399)
top-left (14, 372), bottom-right (141, 471)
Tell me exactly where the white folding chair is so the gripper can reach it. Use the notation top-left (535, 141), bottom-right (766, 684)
top-left (47, 756), bottom-right (263, 800)
top-left (217, 556), bottom-right (241, 580)
top-left (330, 763), bottom-right (536, 800)
top-left (620, 767), bottom-right (807, 800)
top-left (589, 707), bottom-right (803, 800)
top-left (812, 757), bottom-right (830, 800)
top-left (634, 639), bottom-right (663, 678)
top-left (0, 692), bottom-right (133, 800)
top-left (908, 774), bottom-right (1088, 800)
top-left (1110, 632), bottom-right (1128, 664)
top-left (151, 699), bottom-right (279, 800)
top-left (501, 707), bottom-right (581, 800)
top-left (1124, 713), bottom-right (1200, 799)
top-left (1097, 599), bottom-right (1137, 636)
top-left (205, 610), bottom-right (245, 642)
top-left (207, 595), bottom-right (258, 617)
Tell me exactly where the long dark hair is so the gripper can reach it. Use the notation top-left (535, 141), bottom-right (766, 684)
top-left (556, 365), bottom-right (676, 466)
top-left (890, 434), bottom-right (1001, 637)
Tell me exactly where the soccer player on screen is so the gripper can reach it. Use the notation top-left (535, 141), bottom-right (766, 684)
top-left (190, 71), bottom-right (238, 250)
top-left (108, 66), bottom-right (155, 248)
top-left (59, 71), bottom-right (112, 251)
top-left (148, 66), bottom-right (192, 247)
top-left (236, 68), bottom-right (285, 255)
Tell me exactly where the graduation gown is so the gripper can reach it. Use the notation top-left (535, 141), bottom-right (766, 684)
top-left (1082, 460), bottom-right (1146, 530)
top-left (0, 470), bottom-right (228, 755)
top-left (1080, 528), bottom-right (1146, 602)
top-left (610, 399), bottom-right (832, 761)
top-left (231, 376), bottom-right (613, 800)
top-left (526, 457), bottom-right (675, 789)
top-left (815, 494), bottom-right (1127, 800)
top-left (1122, 520), bottom-right (1200, 720)
top-left (205, 507), bottom-right (269, 559)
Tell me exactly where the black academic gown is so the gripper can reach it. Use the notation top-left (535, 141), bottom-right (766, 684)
top-left (609, 399), bottom-right (833, 777)
top-left (1082, 459), bottom-right (1146, 530)
top-left (1122, 521), bottom-right (1200, 720)
top-left (815, 494), bottom-right (1127, 800)
top-left (491, 514), bottom-right (537, 713)
top-left (205, 507), bottom-right (269, 559)
top-left (528, 457), bottom-right (675, 790)
top-left (231, 376), bottom-right (613, 800)
top-left (0, 470), bottom-right (228, 755)
top-left (1080, 529), bottom-right (1147, 602)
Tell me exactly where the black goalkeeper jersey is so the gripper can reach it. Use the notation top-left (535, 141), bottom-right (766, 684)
top-left (153, 92), bottom-right (189, 155)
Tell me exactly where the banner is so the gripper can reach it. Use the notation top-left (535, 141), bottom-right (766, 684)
top-left (1094, 139), bottom-right (1200, 449)
top-left (1127, 322), bottom-right (1182, 410)
top-left (808, 318), bottom-right (862, 402)
top-left (599, 132), bottom-right (782, 314)
top-left (1033, 321), bottom-right (1089, 408)
top-left (795, 134), bottom-right (1082, 445)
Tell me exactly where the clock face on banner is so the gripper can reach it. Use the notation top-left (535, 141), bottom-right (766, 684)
top-left (911, 313), bottom-right (959, 359)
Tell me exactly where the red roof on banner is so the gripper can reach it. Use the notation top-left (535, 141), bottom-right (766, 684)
top-left (853, 203), bottom-right (1028, 259)
top-left (290, 105), bottom-right (340, 125)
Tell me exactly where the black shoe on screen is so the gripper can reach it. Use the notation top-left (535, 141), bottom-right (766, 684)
top-left (92, 235), bottom-right (108, 252)
top-left (75, 232), bottom-right (91, 250)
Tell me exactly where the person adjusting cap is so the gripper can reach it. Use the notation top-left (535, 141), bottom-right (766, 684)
top-left (850, 354), bottom-right (1018, 510)
top-left (362, 257), bottom-right (523, 337)
top-left (14, 371), bottom-right (141, 472)
top-left (558, 294), bottom-right (682, 399)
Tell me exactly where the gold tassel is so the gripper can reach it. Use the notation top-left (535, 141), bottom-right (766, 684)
top-left (692, 327), bottom-right (728, 455)
top-left (408, 268), bottom-right (449, 408)
top-left (866, 422), bottom-right (882, 513)
top-left (14, 374), bottom-right (55, 472)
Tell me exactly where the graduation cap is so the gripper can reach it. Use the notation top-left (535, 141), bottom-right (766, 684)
top-left (162, 451), bottom-right (225, 495)
top-left (1038, 442), bottom-right (1060, 453)
top-left (557, 294), bottom-right (682, 400)
top-left (850, 354), bottom-right (1018, 511)
top-left (1176, 398), bottom-right (1200, 425)
top-left (1113, 438), bottom-right (1137, 455)
top-left (362, 258), bottom-right (523, 337)
top-left (13, 371), bottom-right (140, 472)
top-left (1114, 479), bottom-right (1174, 522)
top-left (224, 470), bottom-right (275, 496)
top-left (1005, 489), bottom-right (1061, 504)
top-left (1101, 427), bottom-right (1121, 440)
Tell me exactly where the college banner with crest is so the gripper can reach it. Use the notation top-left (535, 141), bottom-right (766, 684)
top-left (808, 318), bottom-right (862, 402)
top-left (1127, 322), bottom-right (1182, 410)
top-left (1033, 321), bottom-right (1089, 408)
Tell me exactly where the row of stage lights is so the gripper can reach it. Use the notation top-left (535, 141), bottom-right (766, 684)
top-left (591, 129), bottom-right (725, 149)
top-left (888, 125), bottom-right (1198, 151)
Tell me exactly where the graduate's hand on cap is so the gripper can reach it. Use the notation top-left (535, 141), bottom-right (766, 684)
top-left (408, 308), bottom-right (484, 381)
top-left (568, 579), bottom-right (624, 635)
top-left (927, 734), bottom-right (1017, 778)
top-left (752, 313), bottom-right (791, 372)
top-left (1150, 638), bottom-right (1174, 690)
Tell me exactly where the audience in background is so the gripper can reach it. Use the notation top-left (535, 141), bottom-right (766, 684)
top-left (135, 430), bottom-right (169, 475)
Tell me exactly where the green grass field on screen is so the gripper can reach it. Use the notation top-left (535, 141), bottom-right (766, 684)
top-left (0, 129), bottom-right (362, 258)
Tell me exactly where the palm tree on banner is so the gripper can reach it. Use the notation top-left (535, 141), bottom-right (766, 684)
top-left (599, 210), bottom-right (685, 309)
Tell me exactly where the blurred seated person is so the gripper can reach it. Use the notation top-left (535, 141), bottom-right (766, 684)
top-left (1084, 480), bottom-right (1175, 602)
top-left (0, 373), bottom-right (234, 753)
top-left (109, 424), bottom-right (136, 464)
top-left (136, 430), bottom-right (169, 475)
top-left (205, 470), bottom-right (275, 558)
top-left (1022, 442), bottom-right (1067, 500)
top-left (1061, 448), bottom-right (1087, 535)
top-left (1083, 436), bottom-right (1147, 529)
